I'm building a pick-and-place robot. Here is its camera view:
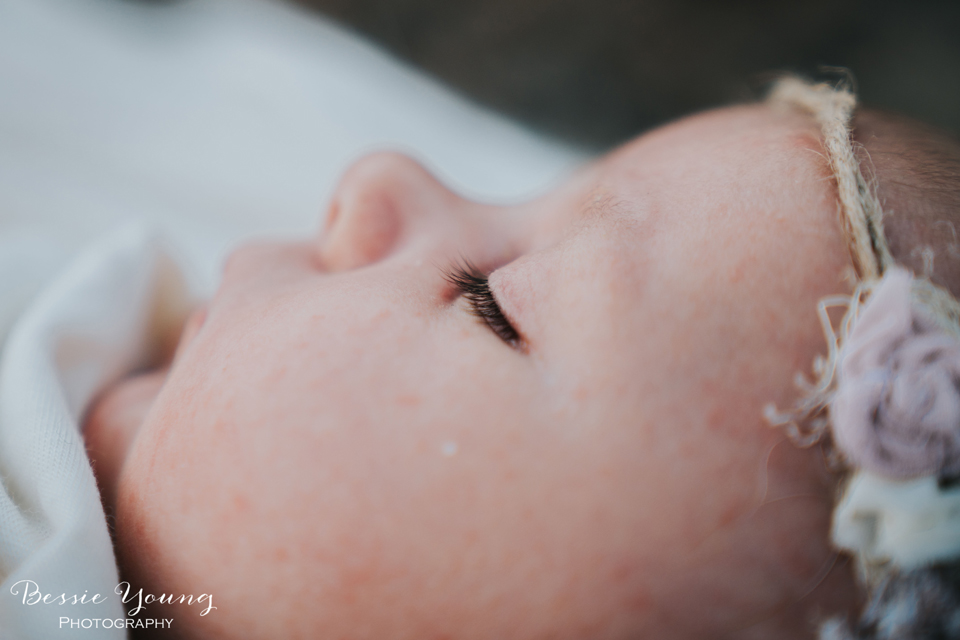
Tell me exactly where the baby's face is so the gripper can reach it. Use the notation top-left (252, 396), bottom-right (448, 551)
top-left (88, 105), bottom-right (859, 638)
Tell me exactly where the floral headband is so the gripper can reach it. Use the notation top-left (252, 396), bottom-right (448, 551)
top-left (764, 78), bottom-right (960, 639)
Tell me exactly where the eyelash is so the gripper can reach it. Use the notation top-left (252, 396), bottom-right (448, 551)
top-left (444, 263), bottom-right (523, 349)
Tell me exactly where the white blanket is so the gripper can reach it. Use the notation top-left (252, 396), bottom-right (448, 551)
top-left (0, 0), bottom-right (584, 636)
top-left (1, 226), bottom-right (194, 637)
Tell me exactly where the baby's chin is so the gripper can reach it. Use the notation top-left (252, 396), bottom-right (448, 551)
top-left (84, 368), bottom-right (170, 513)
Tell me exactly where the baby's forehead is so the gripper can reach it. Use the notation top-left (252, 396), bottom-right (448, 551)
top-left (580, 110), bottom-right (830, 245)
top-left (596, 105), bottom-right (826, 202)
top-left (519, 104), bottom-right (826, 263)
top-left (525, 103), bottom-right (846, 364)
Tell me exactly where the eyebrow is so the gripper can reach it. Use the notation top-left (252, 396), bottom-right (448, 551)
top-left (580, 193), bottom-right (620, 223)
top-left (579, 193), bottom-right (638, 236)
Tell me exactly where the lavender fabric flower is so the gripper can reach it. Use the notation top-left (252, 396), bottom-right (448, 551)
top-left (831, 267), bottom-right (960, 479)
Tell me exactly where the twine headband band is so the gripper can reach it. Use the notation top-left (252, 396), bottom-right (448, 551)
top-left (768, 78), bottom-right (893, 281)
top-left (764, 77), bottom-right (960, 639)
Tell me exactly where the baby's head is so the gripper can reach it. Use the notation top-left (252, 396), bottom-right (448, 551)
top-left (84, 95), bottom-right (960, 638)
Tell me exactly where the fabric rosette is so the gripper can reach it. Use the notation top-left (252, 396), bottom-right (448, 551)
top-left (830, 267), bottom-right (960, 480)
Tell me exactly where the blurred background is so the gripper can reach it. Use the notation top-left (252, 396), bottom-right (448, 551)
top-left (292, 0), bottom-right (959, 148)
top-left (2, 0), bottom-right (957, 305)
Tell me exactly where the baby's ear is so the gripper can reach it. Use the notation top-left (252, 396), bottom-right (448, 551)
top-left (853, 109), bottom-right (960, 296)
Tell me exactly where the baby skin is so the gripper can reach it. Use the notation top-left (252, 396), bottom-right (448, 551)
top-left (85, 103), bottom-right (866, 639)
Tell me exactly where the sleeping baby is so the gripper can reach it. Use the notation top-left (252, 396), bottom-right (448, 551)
top-left (10, 78), bottom-right (960, 639)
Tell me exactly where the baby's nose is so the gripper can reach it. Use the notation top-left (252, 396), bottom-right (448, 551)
top-left (319, 152), bottom-right (459, 271)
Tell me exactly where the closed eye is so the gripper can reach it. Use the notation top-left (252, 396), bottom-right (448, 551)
top-left (444, 262), bottom-right (524, 350)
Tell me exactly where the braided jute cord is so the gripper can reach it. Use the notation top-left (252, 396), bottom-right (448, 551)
top-left (768, 77), bottom-right (893, 281)
top-left (764, 77), bottom-right (960, 447)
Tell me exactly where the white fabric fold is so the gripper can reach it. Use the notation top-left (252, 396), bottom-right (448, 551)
top-left (0, 225), bottom-right (193, 638)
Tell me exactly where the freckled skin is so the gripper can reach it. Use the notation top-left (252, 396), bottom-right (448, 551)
top-left (86, 105), bottom-right (860, 639)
